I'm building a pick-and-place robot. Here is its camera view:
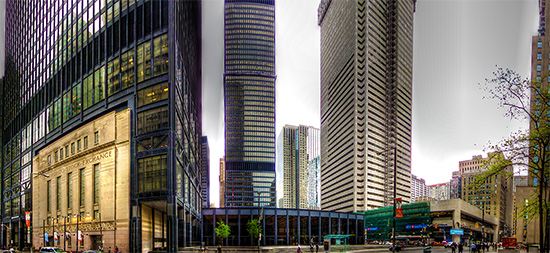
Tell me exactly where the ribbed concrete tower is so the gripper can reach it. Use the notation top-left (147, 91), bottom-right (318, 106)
top-left (318, 0), bottom-right (415, 212)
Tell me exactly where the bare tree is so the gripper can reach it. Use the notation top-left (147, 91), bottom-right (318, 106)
top-left (480, 67), bottom-right (549, 250)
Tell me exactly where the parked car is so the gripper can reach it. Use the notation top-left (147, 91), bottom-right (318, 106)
top-left (40, 247), bottom-right (67, 253)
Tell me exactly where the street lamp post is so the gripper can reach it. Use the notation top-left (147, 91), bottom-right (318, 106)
top-left (75, 214), bottom-right (80, 253)
top-left (100, 212), bottom-right (103, 250)
top-left (52, 217), bottom-right (55, 247)
top-left (377, 147), bottom-right (397, 253)
top-left (256, 191), bottom-right (262, 253)
top-left (63, 216), bottom-right (67, 252)
top-left (43, 220), bottom-right (45, 248)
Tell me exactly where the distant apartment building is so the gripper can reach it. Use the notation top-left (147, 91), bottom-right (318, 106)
top-left (219, 157), bottom-right (226, 208)
top-left (278, 125), bottom-right (321, 210)
top-left (459, 154), bottom-right (513, 237)
top-left (410, 175), bottom-right (429, 202)
top-left (317, 0), bottom-right (415, 212)
top-left (201, 136), bottom-right (210, 208)
top-left (525, 0), bottom-right (550, 245)
top-left (428, 183), bottom-right (450, 201)
top-left (450, 171), bottom-right (462, 199)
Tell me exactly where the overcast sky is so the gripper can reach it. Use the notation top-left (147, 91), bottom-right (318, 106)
top-left (0, 0), bottom-right (539, 207)
top-left (202, 0), bottom-right (539, 207)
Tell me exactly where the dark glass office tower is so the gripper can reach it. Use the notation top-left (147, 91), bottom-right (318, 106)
top-left (2, 1), bottom-right (202, 252)
top-left (223, 0), bottom-right (276, 207)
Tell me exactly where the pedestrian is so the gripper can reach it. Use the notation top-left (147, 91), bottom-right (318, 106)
top-left (310, 242), bottom-right (314, 252)
top-left (297, 243), bottom-right (302, 253)
top-left (470, 242), bottom-right (476, 253)
top-left (114, 245), bottom-right (119, 253)
top-left (315, 243), bottom-right (319, 253)
top-left (458, 242), bottom-right (464, 253)
top-left (217, 244), bottom-right (222, 253)
top-left (451, 242), bottom-right (457, 253)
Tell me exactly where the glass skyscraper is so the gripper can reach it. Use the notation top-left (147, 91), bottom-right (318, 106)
top-left (278, 125), bottom-right (320, 210)
top-left (2, 0), bottom-right (202, 251)
top-left (223, 0), bottom-right (276, 207)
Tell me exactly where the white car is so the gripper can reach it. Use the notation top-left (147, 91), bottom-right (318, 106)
top-left (445, 242), bottom-right (453, 248)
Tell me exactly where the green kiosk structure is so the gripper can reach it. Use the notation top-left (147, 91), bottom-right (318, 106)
top-left (357, 202), bottom-right (432, 244)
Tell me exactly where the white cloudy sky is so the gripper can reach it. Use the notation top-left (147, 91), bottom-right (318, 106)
top-left (0, 0), bottom-right (539, 207)
top-left (201, 0), bottom-right (539, 207)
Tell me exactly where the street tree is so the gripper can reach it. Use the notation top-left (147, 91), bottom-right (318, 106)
top-left (480, 67), bottom-right (549, 250)
top-left (215, 220), bottom-right (231, 246)
top-left (246, 218), bottom-right (262, 246)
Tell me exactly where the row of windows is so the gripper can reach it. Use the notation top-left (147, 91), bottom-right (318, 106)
top-left (225, 136), bottom-right (274, 143)
top-left (225, 64), bottom-right (274, 73)
top-left (226, 146), bottom-right (275, 153)
top-left (225, 24), bottom-right (274, 32)
top-left (226, 49), bottom-right (274, 56)
top-left (225, 14), bottom-right (274, 21)
top-left (225, 106), bottom-right (275, 112)
top-left (226, 4), bottom-right (274, 12)
top-left (225, 54), bottom-right (274, 62)
top-left (226, 121), bottom-right (275, 127)
top-left (226, 131), bottom-right (275, 137)
top-left (225, 156), bottom-right (275, 163)
top-left (225, 18), bottom-right (274, 27)
top-left (48, 132), bottom-right (98, 164)
top-left (225, 90), bottom-right (275, 97)
top-left (46, 164), bottom-right (100, 214)
top-left (225, 40), bottom-right (274, 48)
top-left (225, 40), bottom-right (274, 47)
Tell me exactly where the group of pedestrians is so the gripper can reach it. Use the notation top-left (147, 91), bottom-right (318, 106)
top-left (448, 242), bottom-right (464, 253)
top-left (469, 242), bottom-right (498, 252)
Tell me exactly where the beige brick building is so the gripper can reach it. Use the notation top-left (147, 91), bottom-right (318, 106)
top-left (32, 110), bottom-right (130, 252)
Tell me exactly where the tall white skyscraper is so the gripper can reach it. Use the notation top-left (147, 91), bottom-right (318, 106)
top-left (318, 0), bottom-right (415, 212)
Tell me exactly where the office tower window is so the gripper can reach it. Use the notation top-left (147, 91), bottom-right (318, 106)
top-left (80, 168), bottom-right (85, 207)
top-left (68, 172), bottom-right (73, 209)
top-left (95, 132), bottom-right (99, 144)
top-left (137, 41), bottom-right (152, 82)
top-left (60, 148), bottom-right (64, 159)
top-left (47, 180), bottom-right (51, 212)
top-left (537, 64), bottom-right (542, 71)
top-left (57, 176), bottom-right (61, 211)
top-left (153, 34), bottom-right (169, 76)
top-left (63, 91), bottom-right (72, 123)
top-left (84, 136), bottom-right (88, 148)
top-left (77, 140), bottom-right (81, 151)
top-left (538, 41), bottom-right (542, 48)
top-left (137, 155), bottom-right (167, 192)
top-left (107, 57), bottom-right (121, 96)
top-left (72, 83), bottom-right (82, 116)
top-left (66, 146), bottom-right (69, 157)
top-left (94, 164), bottom-right (100, 204)
top-left (538, 53), bottom-right (542, 60)
top-left (121, 50), bottom-right (135, 89)
top-left (137, 106), bottom-right (169, 134)
top-left (137, 82), bottom-right (169, 107)
top-left (94, 67), bottom-right (105, 103)
top-left (55, 151), bottom-right (58, 162)
top-left (71, 143), bottom-right (75, 154)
